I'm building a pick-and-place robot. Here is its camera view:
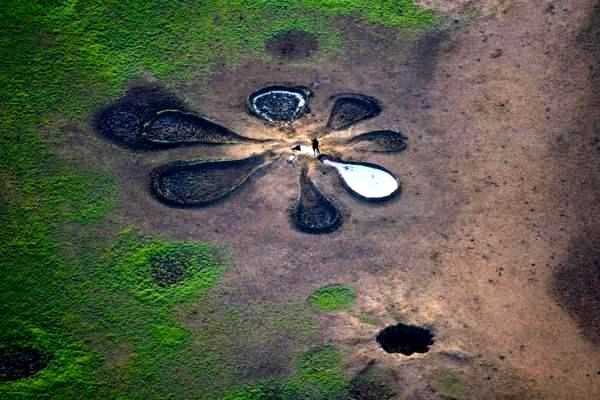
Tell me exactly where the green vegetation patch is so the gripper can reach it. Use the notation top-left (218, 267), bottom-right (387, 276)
top-left (0, 322), bottom-right (100, 397)
top-left (224, 344), bottom-right (348, 400)
top-left (430, 371), bottom-right (465, 399)
top-left (106, 231), bottom-right (227, 303)
top-left (309, 284), bottom-right (357, 312)
top-left (296, 0), bottom-right (437, 28)
top-left (357, 315), bottom-right (382, 326)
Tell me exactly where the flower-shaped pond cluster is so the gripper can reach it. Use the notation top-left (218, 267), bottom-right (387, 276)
top-left (95, 84), bottom-right (408, 234)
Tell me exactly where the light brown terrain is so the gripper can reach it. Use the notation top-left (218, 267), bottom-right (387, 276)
top-left (60, 0), bottom-right (599, 398)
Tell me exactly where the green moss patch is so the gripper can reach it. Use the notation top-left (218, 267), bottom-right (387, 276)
top-left (0, 322), bottom-right (100, 397)
top-left (104, 229), bottom-right (228, 305)
top-left (224, 344), bottom-right (348, 400)
top-left (430, 371), bottom-right (465, 399)
top-left (309, 284), bottom-right (357, 312)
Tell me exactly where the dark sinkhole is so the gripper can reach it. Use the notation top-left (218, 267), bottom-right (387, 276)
top-left (376, 323), bottom-right (434, 355)
top-left (151, 253), bottom-right (189, 287)
top-left (0, 346), bottom-right (50, 382)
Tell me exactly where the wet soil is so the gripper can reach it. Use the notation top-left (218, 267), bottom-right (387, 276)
top-left (551, 229), bottom-right (600, 344)
top-left (144, 110), bottom-right (257, 145)
top-left (292, 169), bottom-right (341, 234)
top-left (325, 94), bottom-right (382, 131)
top-left (0, 346), bottom-right (49, 382)
top-left (93, 84), bottom-right (185, 149)
top-left (151, 154), bottom-right (267, 207)
top-left (347, 130), bottom-right (408, 153)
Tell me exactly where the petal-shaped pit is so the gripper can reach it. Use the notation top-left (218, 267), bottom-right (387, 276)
top-left (347, 130), bottom-right (408, 153)
top-left (0, 346), bottom-right (50, 382)
top-left (143, 110), bottom-right (262, 146)
top-left (247, 86), bottom-right (312, 123)
top-left (321, 157), bottom-right (400, 201)
top-left (151, 154), bottom-right (271, 207)
top-left (292, 169), bottom-right (341, 234)
top-left (325, 94), bottom-right (382, 131)
top-left (93, 85), bottom-right (185, 149)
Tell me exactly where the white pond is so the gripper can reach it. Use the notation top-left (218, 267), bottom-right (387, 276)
top-left (323, 159), bottom-right (398, 199)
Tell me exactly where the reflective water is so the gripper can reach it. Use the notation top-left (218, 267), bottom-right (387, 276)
top-left (323, 159), bottom-right (398, 199)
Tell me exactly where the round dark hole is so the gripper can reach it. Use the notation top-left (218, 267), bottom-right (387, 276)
top-left (151, 256), bottom-right (188, 287)
top-left (376, 323), bottom-right (434, 355)
top-left (0, 346), bottom-right (50, 382)
top-left (266, 30), bottom-right (319, 60)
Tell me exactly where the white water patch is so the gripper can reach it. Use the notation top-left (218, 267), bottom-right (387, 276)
top-left (251, 90), bottom-right (306, 122)
top-left (323, 160), bottom-right (398, 199)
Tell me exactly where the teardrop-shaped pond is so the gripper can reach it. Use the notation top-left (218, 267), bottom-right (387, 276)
top-left (292, 170), bottom-right (341, 233)
top-left (151, 154), bottom-right (270, 206)
top-left (326, 94), bottom-right (382, 131)
top-left (322, 158), bottom-right (399, 201)
top-left (348, 130), bottom-right (408, 153)
top-left (144, 110), bottom-right (259, 145)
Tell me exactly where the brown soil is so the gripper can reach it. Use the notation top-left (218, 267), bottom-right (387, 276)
top-left (266, 30), bottom-right (319, 60)
top-left (62, 1), bottom-right (600, 398)
top-left (345, 362), bottom-right (396, 400)
top-left (0, 347), bottom-right (49, 382)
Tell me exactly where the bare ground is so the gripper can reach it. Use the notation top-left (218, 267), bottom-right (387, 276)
top-left (58, 0), bottom-right (600, 398)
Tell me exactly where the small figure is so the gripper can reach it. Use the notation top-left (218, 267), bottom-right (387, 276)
top-left (311, 138), bottom-right (320, 157)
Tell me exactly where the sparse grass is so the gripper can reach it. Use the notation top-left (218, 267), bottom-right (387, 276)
top-left (309, 284), bottom-right (357, 312)
top-left (358, 315), bottom-right (382, 326)
top-left (224, 344), bottom-right (349, 400)
top-left (430, 371), bottom-right (465, 399)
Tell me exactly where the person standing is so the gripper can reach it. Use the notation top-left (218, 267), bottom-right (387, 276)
top-left (311, 138), bottom-right (320, 157)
